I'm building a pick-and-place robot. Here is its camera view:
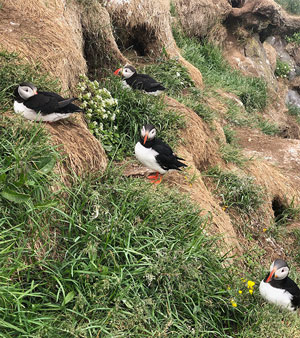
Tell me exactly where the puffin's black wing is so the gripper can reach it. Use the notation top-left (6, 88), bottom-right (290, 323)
top-left (152, 138), bottom-right (187, 171)
top-left (285, 277), bottom-right (300, 309)
top-left (25, 92), bottom-right (81, 115)
top-left (128, 74), bottom-right (165, 92)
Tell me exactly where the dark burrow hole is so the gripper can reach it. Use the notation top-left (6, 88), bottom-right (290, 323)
top-left (229, 0), bottom-right (245, 8)
top-left (272, 196), bottom-right (287, 223)
top-left (115, 24), bottom-right (157, 57)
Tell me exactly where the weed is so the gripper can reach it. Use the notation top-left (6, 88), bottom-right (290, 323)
top-left (142, 58), bottom-right (194, 97)
top-left (205, 166), bottom-right (263, 214)
top-left (173, 31), bottom-right (267, 113)
top-left (220, 143), bottom-right (247, 167)
top-left (287, 104), bottom-right (300, 124)
top-left (275, 59), bottom-right (291, 78)
top-left (286, 32), bottom-right (300, 45)
top-left (256, 119), bottom-right (280, 136)
top-left (77, 75), bottom-right (120, 156)
top-left (274, 0), bottom-right (300, 14)
top-left (223, 126), bottom-right (237, 144)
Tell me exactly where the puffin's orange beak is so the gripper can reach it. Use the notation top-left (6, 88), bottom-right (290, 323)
top-left (143, 132), bottom-right (148, 145)
top-left (114, 68), bottom-right (122, 75)
top-left (266, 267), bottom-right (276, 283)
top-left (34, 90), bottom-right (38, 95)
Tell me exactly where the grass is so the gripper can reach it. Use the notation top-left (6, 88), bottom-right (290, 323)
top-left (274, 0), bottom-right (300, 14)
top-left (173, 30), bottom-right (268, 114)
top-left (99, 74), bottom-right (185, 158)
top-left (219, 143), bottom-right (247, 167)
top-left (142, 58), bottom-right (195, 97)
top-left (0, 50), bottom-right (59, 112)
top-left (287, 104), bottom-right (300, 124)
top-left (0, 122), bottom-right (260, 336)
top-left (204, 167), bottom-right (263, 215)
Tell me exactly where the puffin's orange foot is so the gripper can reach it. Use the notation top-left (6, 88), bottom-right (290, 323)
top-left (151, 174), bottom-right (162, 184)
top-left (148, 172), bottom-right (159, 180)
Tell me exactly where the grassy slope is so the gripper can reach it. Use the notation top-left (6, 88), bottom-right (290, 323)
top-left (1, 32), bottom-right (300, 338)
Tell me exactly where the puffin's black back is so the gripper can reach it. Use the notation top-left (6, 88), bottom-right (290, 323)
top-left (265, 275), bottom-right (300, 309)
top-left (126, 73), bottom-right (166, 92)
top-left (142, 137), bottom-right (187, 171)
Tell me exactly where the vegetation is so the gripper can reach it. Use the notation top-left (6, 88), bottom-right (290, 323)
top-left (98, 75), bottom-right (185, 159)
top-left (142, 58), bottom-right (194, 97)
top-left (287, 103), bottom-right (300, 124)
top-left (274, 0), bottom-right (300, 14)
top-left (2, 12), bottom-right (300, 335)
top-left (204, 167), bottom-right (263, 214)
top-left (219, 143), bottom-right (247, 167)
top-left (286, 32), bottom-right (300, 45)
top-left (173, 30), bottom-right (268, 113)
top-left (0, 50), bottom-right (59, 112)
top-left (275, 59), bottom-right (291, 78)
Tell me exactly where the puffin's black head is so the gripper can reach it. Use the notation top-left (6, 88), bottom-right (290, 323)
top-left (140, 124), bottom-right (156, 145)
top-left (16, 82), bottom-right (38, 100)
top-left (266, 259), bottom-right (289, 283)
top-left (114, 64), bottom-right (136, 79)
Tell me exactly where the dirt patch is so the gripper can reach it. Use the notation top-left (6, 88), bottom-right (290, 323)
top-left (236, 127), bottom-right (300, 192)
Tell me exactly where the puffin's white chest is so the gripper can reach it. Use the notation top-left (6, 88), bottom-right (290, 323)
top-left (14, 101), bottom-right (71, 122)
top-left (135, 142), bottom-right (166, 174)
top-left (259, 280), bottom-right (294, 311)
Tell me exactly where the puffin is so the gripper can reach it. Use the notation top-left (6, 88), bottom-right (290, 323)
top-left (135, 124), bottom-right (187, 184)
top-left (114, 65), bottom-right (166, 95)
top-left (259, 258), bottom-right (300, 311)
top-left (13, 82), bottom-right (82, 122)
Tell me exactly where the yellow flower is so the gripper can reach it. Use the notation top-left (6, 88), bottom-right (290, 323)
top-left (238, 290), bottom-right (242, 294)
top-left (231, 299), bottom-right (237, 307)
top-left (263, 228), bottom-right (267, 232)
top-left (249, 289), bottom-right (253, 295)
top-left (241, 278), bottom-right (246, 283)
top-left (247, 280), bottom-right (255, 289)
top-left (227, 286), bottom-right (231, 290)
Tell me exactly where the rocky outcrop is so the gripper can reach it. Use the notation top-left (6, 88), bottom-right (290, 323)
top-left (229, 0), bottom-right (300, 39)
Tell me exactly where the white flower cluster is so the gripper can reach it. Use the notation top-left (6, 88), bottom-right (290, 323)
top-left (77, 74), bottom-right (119, 136)
top-left (77, 74), bottom-right (120, 154)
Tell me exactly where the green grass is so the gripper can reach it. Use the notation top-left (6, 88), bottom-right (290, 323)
top-left (219, 143), bottom-right (247, 167)
top-left (173, 31), bottom-right (268, 113)
top-left (286, 32), bottom-right (300, 45)
top-left (275, 59), bottom-right (291, 78)
top-left (287, 104), bottom-right (300, 124)
top-left (0, 122), bottom-right (259, 336)
top-left (256, 118), bottom-right (280, 136)
top-left (0, 50), bottom-right (59, 112)
top-left (274, 0), bottom-right (300, 14)
top-left (204, 167), bottom-right (263, 214)
top-left (99, 75), bottom-right (185, 158)
top-left (142, 58), bottom-right (195, 97)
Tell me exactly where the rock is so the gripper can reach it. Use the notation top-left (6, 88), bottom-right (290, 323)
top-left (263, 41), bottom-right (277, 72)
top-left (229, 0), bottom-right (300, 37)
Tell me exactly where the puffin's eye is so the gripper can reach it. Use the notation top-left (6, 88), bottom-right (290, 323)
top-left (281, 269), bottom-right (284, 272)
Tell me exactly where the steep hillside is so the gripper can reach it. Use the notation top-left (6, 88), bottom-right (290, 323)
top-left (1, 0), bottom-right (300, 336)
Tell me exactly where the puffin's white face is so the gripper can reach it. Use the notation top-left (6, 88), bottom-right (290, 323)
top-left (269, 261), bottom-right (289, 280)
top-left (122, 66), bottom-right (135, 79)
top-left (141, 125), bottom-right (156, 144)
top-left (18, 84), bottom-right (37, 99)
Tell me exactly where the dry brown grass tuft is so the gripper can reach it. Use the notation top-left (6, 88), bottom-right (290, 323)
top-left (106, 0), bottom-right (203, 86)
top-left (45, 115), bottom-right (107, 182)
top-left (0, 0), bottom-right (87, 92)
